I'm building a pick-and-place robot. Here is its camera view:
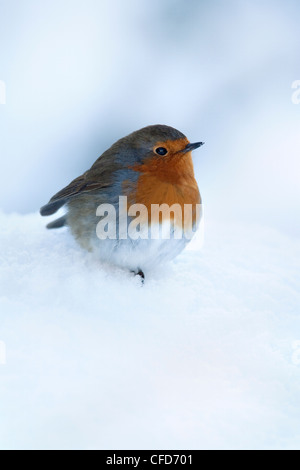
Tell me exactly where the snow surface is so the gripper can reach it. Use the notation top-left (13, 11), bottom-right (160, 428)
top-left (0, 211), bottom-right (300, 450)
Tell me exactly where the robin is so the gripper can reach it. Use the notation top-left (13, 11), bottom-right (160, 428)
top-left (40, 125), bottom-right (204, 280)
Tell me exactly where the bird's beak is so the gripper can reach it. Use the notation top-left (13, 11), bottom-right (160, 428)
top-left (183, 142), bottom-right (205, 153)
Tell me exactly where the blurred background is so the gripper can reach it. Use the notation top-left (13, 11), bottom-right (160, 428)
top-left (0, 0), bottom-right (299, 236)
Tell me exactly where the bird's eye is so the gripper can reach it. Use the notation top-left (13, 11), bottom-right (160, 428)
top-left (155, 147), bottom-right (168, 156)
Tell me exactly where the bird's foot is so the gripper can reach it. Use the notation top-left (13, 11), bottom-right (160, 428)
top-left (131, 269), bottom-right (145, 284)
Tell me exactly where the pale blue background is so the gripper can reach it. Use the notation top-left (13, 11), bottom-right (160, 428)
top-left (0, 0), bottom-right (299, 235)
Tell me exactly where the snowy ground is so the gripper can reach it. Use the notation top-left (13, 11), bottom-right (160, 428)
top-left (0, 210), bottom-right (300, 450)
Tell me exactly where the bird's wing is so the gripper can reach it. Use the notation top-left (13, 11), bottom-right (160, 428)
top-left (40, 152), bottom-right (121, 216)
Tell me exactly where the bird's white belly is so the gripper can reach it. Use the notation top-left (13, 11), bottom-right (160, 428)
top-left (68, 202), bottom-right (200, 271)
top-left (88, 229), bottom-right (190, 271)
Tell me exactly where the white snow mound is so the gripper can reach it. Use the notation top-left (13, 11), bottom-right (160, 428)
top-left (0, 211), bottom-right (300, 450)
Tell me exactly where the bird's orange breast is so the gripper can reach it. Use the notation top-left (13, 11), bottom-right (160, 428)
top-left (124, 146), bottom-right (200, 228)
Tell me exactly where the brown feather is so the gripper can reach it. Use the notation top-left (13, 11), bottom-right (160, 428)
top-left (40, 150), bottom-right (124, 216)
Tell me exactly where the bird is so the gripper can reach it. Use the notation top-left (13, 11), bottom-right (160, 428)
top-left (40, 125), bottom-right (204, 280)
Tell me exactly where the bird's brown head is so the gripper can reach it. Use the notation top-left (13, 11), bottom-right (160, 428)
top-left (108, 124), bottom-right (204, 168)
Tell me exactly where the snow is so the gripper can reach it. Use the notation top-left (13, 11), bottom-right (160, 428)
top-left (1, 211), bottom-right (300, 450)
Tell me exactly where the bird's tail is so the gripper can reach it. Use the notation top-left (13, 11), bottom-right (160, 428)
top-left (46, 215), bottom-right (67, 230)
top-left (40, 199), bottom-right (66, 216)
